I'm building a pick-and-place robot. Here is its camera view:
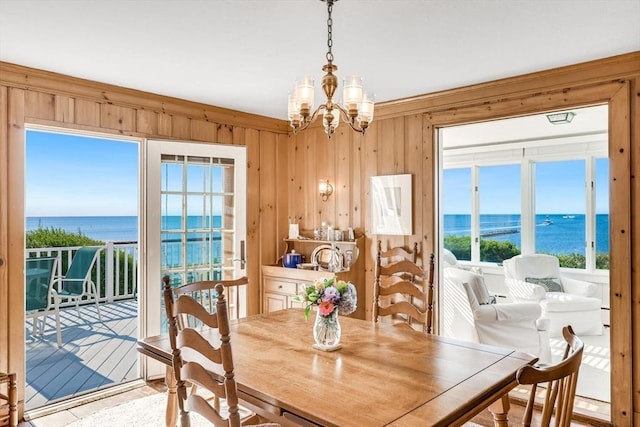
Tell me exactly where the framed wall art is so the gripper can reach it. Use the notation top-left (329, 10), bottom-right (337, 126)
top-left (371, 174), bottom-right (412, 235)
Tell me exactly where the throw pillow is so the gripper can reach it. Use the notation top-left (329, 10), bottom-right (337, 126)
top-left (524, 277), bottom-right (564, 293)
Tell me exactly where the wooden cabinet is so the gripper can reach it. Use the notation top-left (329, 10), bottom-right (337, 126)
top-left (262, 239), bottom-right (365, 319)
top-left (262, 267), bottom-right (333, 313)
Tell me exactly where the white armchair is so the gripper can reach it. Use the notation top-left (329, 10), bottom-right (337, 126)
top-left (503, 254), bottom-right (602, 337)
top-left (443, 266), bottom-right (551, 364)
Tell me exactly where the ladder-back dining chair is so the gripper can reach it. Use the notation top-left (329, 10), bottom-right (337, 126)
top-left (52, 246), bottom-right (102, 322)
top-left (373, 241), bottom-right (435, 333)
top-left (0, 372), bottom-right (17, 427)
top-left (172, 276), bottom-right (249, 325)
top-left (25, 256), bottom-right (62, 347)
top-left (516, 325), bottom-right (584, 427)
top-left (163, 276), bottom-right (279, 427)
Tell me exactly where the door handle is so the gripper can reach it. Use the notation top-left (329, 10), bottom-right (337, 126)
top-left (229, 240), bottom-right (246, 270)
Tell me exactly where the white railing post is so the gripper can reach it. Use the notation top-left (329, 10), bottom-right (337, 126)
top-left (106, 242), bottom-right (114, 303)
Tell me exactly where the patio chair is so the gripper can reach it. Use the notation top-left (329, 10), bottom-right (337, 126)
top-left (52, 246), bottom-right (102, 322)
top-left (25, 256), bottom-right (62, 347)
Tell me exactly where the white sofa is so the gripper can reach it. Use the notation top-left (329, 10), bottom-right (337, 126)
top-left (443, 265), bottom-right (551, 364)
top-left (503, 254), bottom-right (602, 337)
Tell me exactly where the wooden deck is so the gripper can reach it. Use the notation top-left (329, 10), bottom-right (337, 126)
top-left (25, 300), bottom-right (139, 410)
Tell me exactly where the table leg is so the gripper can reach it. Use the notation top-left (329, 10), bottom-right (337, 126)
top-left (165, 365), bottom-right (178, 427)
top-left (488, 393), bottom-right (510, 427)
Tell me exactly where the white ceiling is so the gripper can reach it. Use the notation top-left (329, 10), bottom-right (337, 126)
top-left (1, 0), bottom-right (639, 123)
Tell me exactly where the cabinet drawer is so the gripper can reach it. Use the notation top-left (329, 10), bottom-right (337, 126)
top-left (263, 278), bottom-right (300, 295)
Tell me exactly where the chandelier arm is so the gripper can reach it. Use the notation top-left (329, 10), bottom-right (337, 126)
top-left (293, 104), bottom-right (328, 134)
top-left (335, 104), bottom-right (367, 134)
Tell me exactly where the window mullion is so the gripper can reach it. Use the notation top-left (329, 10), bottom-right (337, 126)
top-left (586, 157), bottom-right (596, 271)
top-left (471, 166), bottom-right (480, 263)
top-left (521, 158), bottom-right (535, 255)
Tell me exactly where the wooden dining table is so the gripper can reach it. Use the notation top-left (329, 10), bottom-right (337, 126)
top-left (137, 309), bottom-right (536, 427)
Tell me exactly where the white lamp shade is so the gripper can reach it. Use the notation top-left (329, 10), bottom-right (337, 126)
top-left (295, 76), bottom-right (315, 110)
top-left (358, 93), bottom-right (375, 123)
top-left (288, 94), bottom-right (300, 121)
top-left (343, 76), bottom-right (363, 107)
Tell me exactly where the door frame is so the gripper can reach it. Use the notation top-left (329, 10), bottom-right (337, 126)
top-left (142, 139), bottom-right (247, 378)
top-left (426, 81), bottom-right (631, 423)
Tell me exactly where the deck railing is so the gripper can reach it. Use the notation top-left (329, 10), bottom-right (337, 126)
top-left (26, 242), bottom-right (138, 306)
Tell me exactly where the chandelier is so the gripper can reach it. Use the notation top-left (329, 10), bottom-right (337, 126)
top-left (287, 0), bottom-right (374, 139)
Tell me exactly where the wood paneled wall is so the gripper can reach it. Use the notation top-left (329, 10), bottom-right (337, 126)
top-left (289, 52), bottom-right (640, 426)
top-left (1, 52), bottom-right (639, 425)
top-left (0, 62), bottom-right (289, 418)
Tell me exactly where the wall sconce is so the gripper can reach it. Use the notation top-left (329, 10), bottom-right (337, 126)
top-left (319, 179), bottom-right (334, 201)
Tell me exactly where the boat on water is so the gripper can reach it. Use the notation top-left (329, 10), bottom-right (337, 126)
top-left (562, 215), bottom-right (576, 219)
top-left (539, 216), bottom-right (553, 226)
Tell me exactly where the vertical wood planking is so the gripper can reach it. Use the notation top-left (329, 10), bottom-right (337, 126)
top-left (217, 124), bottom-right (234, 145)
top-left (232, 126), bottom-right (244, 146)
top-left (362, 124), bottom-right (379, 320)
top-left (24, 91), bottom-right (54, 121)
top-left (7, 88), bottom-right (26, 416)
top-left (607, 84), bottom-right (632, 424)
top-left (629, 76), bottom-right (640, 422)
top-left (136, 109), bottom-right (158, 135)
top-left (100, 104), bottom-right (135, 133)
top-left (259, 132), bottom-right (278, 266)
top-left (245, 128), bottom-right (261, 315)
top-left (350, 132), bottom-right (364, 231)
top-left (190, 119), bottom-right (217, 142)
top-left (376, 117), bottom-right (406, 252)
top-left (306, 128), bottom-right (321, 228)
top-left (275, 134), bottom-right (289, 257)
top-left (316, 129), bottom-right (334, 227)
top-left (0, 86), bottom-right (8, 375)
top-left (171, 116), bottom-right (190, 139)
top-left (54, 95), bottom-right (74, 123)
top-left (74, 98), bottom-right (101, 127)
top-left (158, 113), bottom-right (172, 136)
top-left (334, 126), bottom-right (351, 231)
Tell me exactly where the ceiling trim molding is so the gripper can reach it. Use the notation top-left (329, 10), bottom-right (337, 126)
top-left (374, 51), bottom-right (640, 120)
top-left (0, 61), bottom-right (290, 134)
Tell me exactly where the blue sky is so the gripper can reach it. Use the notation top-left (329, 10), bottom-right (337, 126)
top-left (443, 159), bottom-right (610, 215)
top-left (26, 130), bottom-right (138, 216)
top-left (26, 129), bottom-right (609, 217)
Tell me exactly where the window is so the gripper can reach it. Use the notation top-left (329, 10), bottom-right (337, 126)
top-left (534, 160), bottom-right (586, 267)
top-left (443, 168), bottom-right (472, 261)
top-left (479, 165), bottom-right (521, 263)
top-left (441, 106), bottom-right (608, 271)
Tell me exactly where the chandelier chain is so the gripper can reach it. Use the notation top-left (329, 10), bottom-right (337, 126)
top-left (326, 0), bottom-right (333, 63)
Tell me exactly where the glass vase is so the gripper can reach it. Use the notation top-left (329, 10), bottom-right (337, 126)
top-left (313, 309), bottom-right (341, 351)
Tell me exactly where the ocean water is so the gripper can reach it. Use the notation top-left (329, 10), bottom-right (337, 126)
top-left (27, 216), bottom-right (225, 269)
top-left (444, 213), bottom-right (609, 254)
top-left (26, 216), bottom-right (226, 242)
top-left (27, 214), bottom-right (610, 255)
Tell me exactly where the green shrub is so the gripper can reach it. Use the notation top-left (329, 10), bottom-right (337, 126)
top-left (26, 227), bottom-right (102, 249)
top-left (480, 239), bottom-right (520, 263)
top-left (444, 234), bottom-right (610, 270)
top-left (26, 227), bottom-right (136, 298)
top-left (444, 235), bottom-right (521, 263)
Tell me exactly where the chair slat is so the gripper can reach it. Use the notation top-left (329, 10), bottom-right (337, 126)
top-left (516, 325), bottom-right (584, 427)
top-left (373, 240), bottom-right (436, 333)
